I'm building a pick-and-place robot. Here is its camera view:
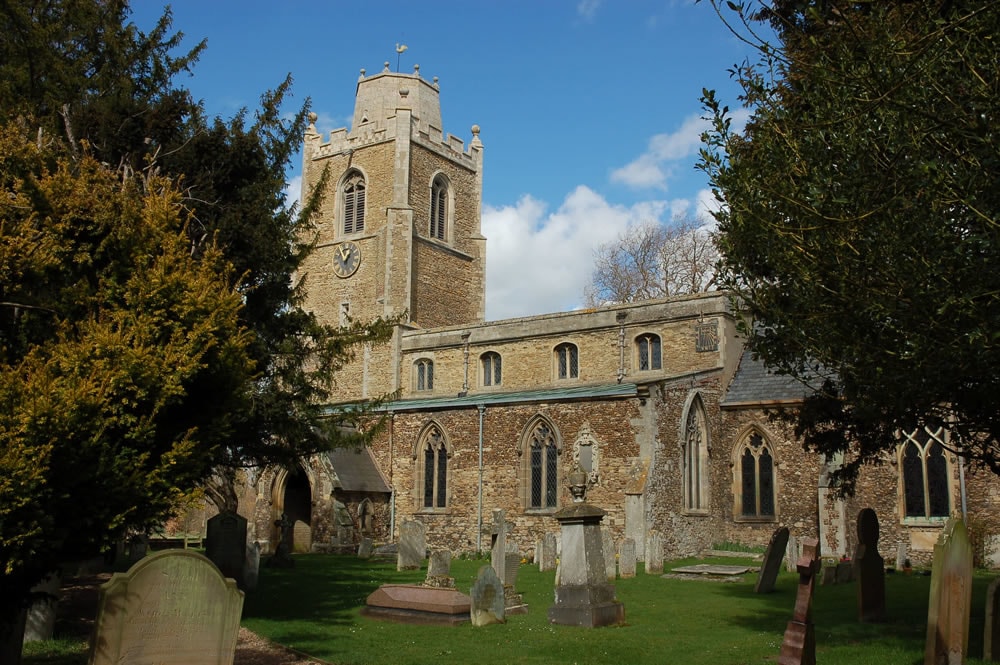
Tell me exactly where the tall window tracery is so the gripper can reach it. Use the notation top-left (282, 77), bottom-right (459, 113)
top-left (735, 430), bottom-right (776, 519)
top-left (901, 426), bottom-right (950, 519)
top-left (523, 418), bottom-right (559, 510)
top-left (418, 425), bottom-right (449, 509)
top-left (683, 396), bottom-right (709, 512)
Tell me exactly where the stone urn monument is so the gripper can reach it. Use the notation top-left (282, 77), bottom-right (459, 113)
top-left (547, 467), bottom-right (625, 627)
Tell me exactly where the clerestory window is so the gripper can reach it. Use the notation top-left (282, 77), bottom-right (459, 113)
top-left (415, 359), bottom-right (434, 391)
top-left (555, 343), bottom-right (579, 380)
top-left (637, 333), bottom-right (662, 371)
top-left (481, 351), bottom-right (502, 387)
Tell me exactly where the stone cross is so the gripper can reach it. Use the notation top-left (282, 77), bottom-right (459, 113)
top-left (854, 508), bottom-right (886, 622)
top-left (267, 513), bottom-right (294, 568)
top-left (777, 537), bottom-right (820, 665)
top-left (755, 526), bottom-right (790, 593)
top-left (925, 518), bottom-right (973, 665)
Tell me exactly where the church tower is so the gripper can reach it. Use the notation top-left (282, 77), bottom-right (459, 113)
top-left (299, 62), bottom-right (486, 332)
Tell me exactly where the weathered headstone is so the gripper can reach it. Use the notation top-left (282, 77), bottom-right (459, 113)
top-left (357, 536), bottom-right (374, 559)
top-left (470, 565), bottom-right (505, 627)
top-left (896, 542), bottom-right (908, 570)
top-left (292, 520), bottom-right (311, 553)
top-left (243, 542), bottom-right (261, 591)
top-left (855, 508), bottom-right (885, 622)
top-left (755, 526), bottom-right (790, 593)
top-left (602, 528), bottom-right (616, 581)
top-left (619, 538), bottom-right (637, 578)
top-left (267, 512), bottom-right (294, 568)
top-left (646, 532), bottom-right (664, 574)
top-left (835, 561), bottom-right (854, 584)
top-left (23, 572), bottom-right (60, 643)
top-left (205, 512), bottom-right (247, 587)
top-left (985, 578), bottom-right (1000, 661)
top-left (778, 537), bottom-right (820, 665)
top-left (925, 518), bottom-right (973, 665)
top-left (504, 551), bottom-right (528, 613)
top-left (490, 509), bottom-right (509, 584)
top-left (397, 520), bottom-right (426, 571)
top-left (786, 534), bottom-right (799, 573)
top-left (534, 538), bottom-right (543, 564)
top-left (87, 550), bottom-right (243, 665)
top-left (424, 549), bottom-right (455, 588)
top-left (540, 532), bottom-right (557, 572)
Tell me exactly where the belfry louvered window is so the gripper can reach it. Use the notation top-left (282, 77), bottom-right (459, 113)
top-left (430, 176), bottom-right (447, 240)
top-left (343, 172), bottom-right (366, 234)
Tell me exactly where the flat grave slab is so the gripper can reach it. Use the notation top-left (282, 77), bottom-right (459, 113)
top-left (670, 564), bottom-right (752, 576)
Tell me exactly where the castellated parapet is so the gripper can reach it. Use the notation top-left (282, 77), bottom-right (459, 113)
top-left (304, 64), bottom-right (482, 172)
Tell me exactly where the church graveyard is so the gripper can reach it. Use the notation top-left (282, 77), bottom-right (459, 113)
top-left (22, 544), bottom-right (1000, 665)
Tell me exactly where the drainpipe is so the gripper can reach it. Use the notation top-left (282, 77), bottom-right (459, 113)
top-left (388, 411), bottom-right (396, 539)
top-left (477, 403), bottom-right (486, 552)
top-left (461, 331), bottom-right (471, 396)
top-left (616, 311), bottom-right (628, 384)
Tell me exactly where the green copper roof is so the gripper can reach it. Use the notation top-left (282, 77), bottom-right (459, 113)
top-left (366, 382), bottom-right (640, 413)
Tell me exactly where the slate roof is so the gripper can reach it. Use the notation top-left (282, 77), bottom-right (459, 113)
top-left (327, 446), bottom-right (391, 493)
top-left (721, 351), bottom-right (826, 408)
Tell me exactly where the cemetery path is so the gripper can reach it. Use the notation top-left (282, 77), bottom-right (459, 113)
top-left (59, 574), bottom-right (327, 665)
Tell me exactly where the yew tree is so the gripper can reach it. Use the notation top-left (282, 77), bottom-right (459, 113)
top-left (1, 0), bottom-right (394, 513)
top-left (699, 0), bottom-right (1000, 486)
top-left (0, 122), bottom-right (255, 628)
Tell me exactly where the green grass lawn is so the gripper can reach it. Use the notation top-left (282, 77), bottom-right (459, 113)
top-left (22, 553), bottom-right (999, 665)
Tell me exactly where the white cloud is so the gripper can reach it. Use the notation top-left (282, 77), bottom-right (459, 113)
top-left (577, 0), bottom-right (601, 20)
top-left (611, 113), bottom-right (708, 190)
top-left (483, 186), bottom-right (672, 320)
top-left (284, 174), bottom-right (302, 210)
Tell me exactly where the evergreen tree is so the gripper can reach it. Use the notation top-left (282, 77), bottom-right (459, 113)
top-left (699, 0), bottom-right (1000, 487)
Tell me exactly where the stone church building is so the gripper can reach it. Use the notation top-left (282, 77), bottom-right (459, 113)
top-left (243, 63), bottom-right (1000, 567)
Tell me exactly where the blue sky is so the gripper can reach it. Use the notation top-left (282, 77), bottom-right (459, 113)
top-left (130, 1), bottom-right (756, 320)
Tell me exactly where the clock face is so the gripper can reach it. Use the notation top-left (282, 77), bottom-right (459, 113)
top-left (333, 241), bottom-right (361, 278)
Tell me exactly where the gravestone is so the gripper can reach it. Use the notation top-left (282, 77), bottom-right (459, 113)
top-left (267, 513), bottom-right (294, 568)
top-left (490, 509), bottom-right (509, 585)
top-left (243, 542), bottom-right (261, 591)
top-left (504, 551), bottom-right (527, 613)
top-left (619, 538), bottom-right (637, 578)
top-left (470, 565), bottom-right (505, 627)
top-left (205, 512), bottom-right (247, 587)
top-left (786, 535), bottom-right (799, 573)
top-left (755, 526), bottom-right (790, 593)
top-left (397, 520), bottom-right (426, 571)
top-left (855, 508), bottom-right (885, 622)
top-left (424, 550), bottom-right (455, 588)
top-left (602, 528), bottom-right (616, 581)
top-left (292, 520), bottom-right (311, 553)
top-left (646, 532), bottom-right (664, 574)
top-left (540, 532), bottom-right (557, 572)
top-left (925, 518), bottom-right (973, 665)
top-left (358, 536), bottom-right (374, 559)
top-left (87, 550), bottom-right (243, 665)
top-left (778, 537), bottom-right (820, 665)
top-left (534, 538), bottom-right (543, 564)
top-left (985, 578), bottom-right (1000, 661)
top-left (896, 542), bottom-right (908, 570)
top-left (548, 470), bottom-right (624, 627)
top-left (24, 572), bottom-right (60, 642)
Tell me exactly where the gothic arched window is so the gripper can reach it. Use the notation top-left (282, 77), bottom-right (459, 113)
top-left (342, 171), bottom-right (366, 234)
top-left (416, 424), bottom-right (449, 510)
top-left (522, 418), bottom-right (560, 511)
top-left (430, 175), bottom-right (448, 241)
top-left (683, 395), bottom-right (710, 512)
top-left (734, 430), bottom-right (776, 519)
top-left (901, 426), bottom-right (951, 520)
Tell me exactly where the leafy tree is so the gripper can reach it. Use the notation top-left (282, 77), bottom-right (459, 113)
top-left (1, 0), bottom-right (395, 512)
top-left (585, 218), bottom-right (718, 306)
top-left (0, 120), bottom-right (254, 637)
top-left (699, 0), bottom-right (1000, 487)
top-left (0, 0), bottom-right (394, 646)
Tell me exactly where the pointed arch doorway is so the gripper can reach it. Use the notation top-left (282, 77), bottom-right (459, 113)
top-left (271, 464), bottom-right (313, 553)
